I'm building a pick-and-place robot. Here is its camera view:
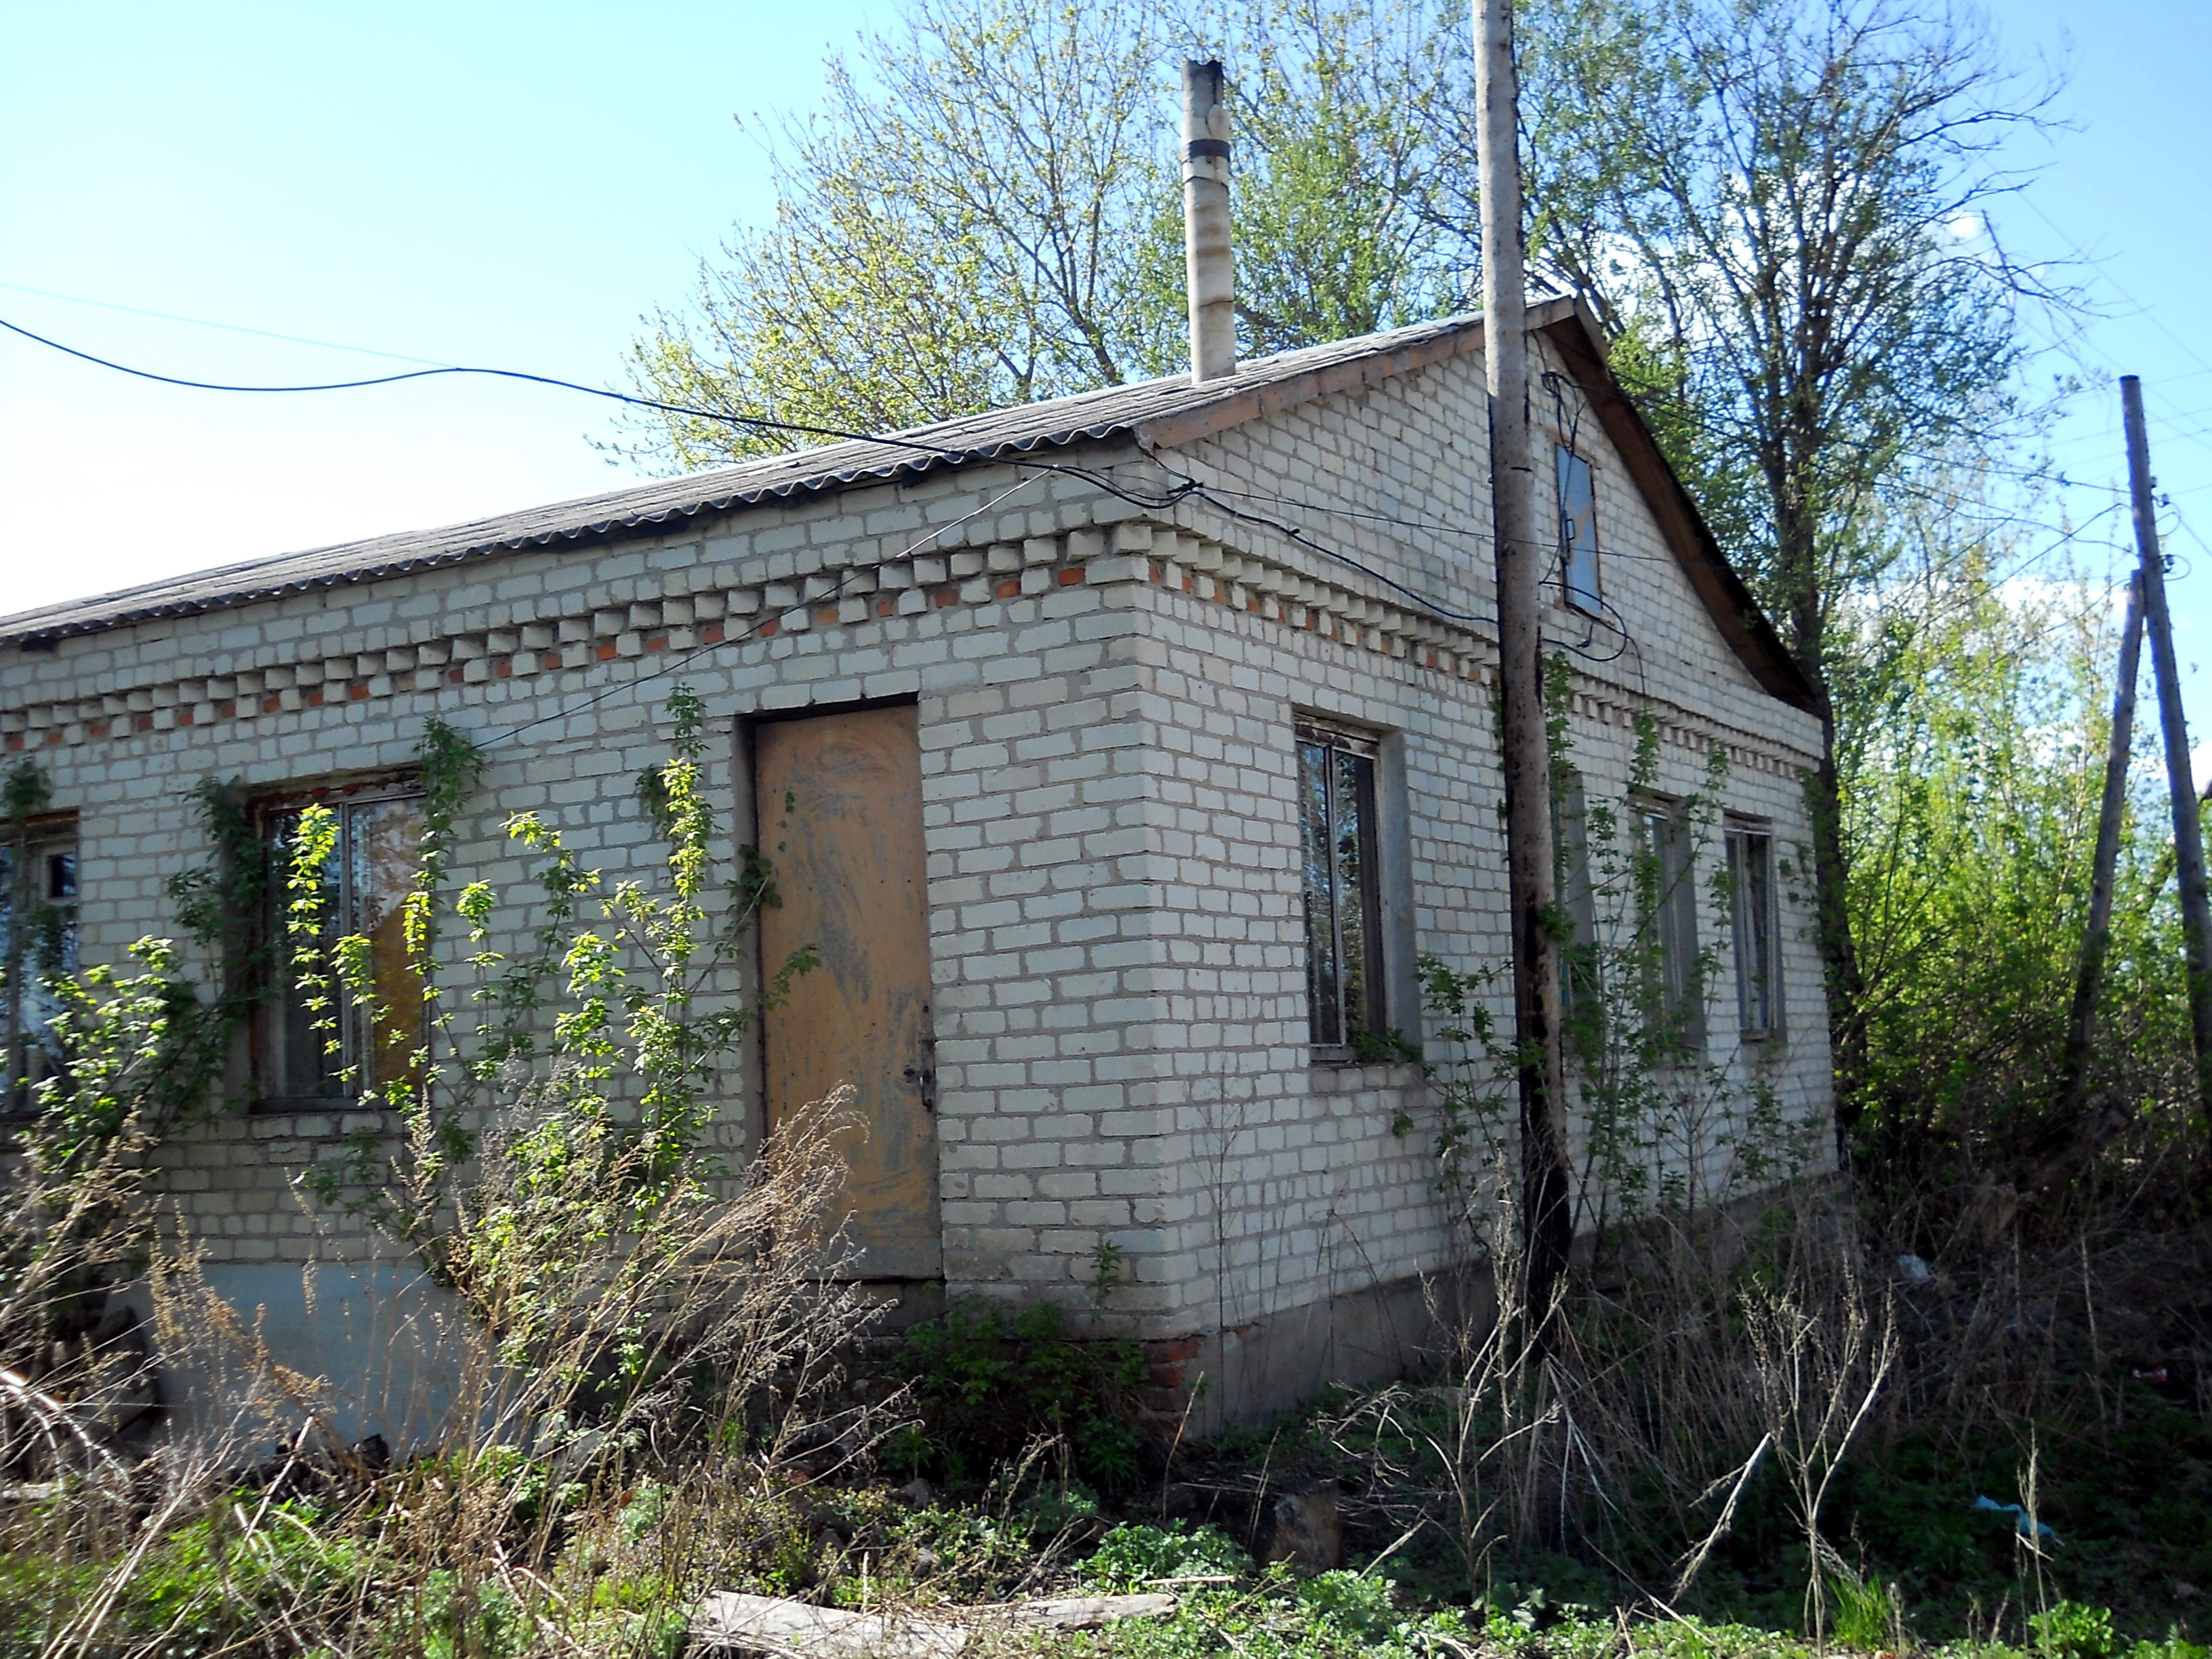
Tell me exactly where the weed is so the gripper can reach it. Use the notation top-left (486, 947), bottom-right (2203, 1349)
top-left (1082, 1522), bottom-right (1252, 1591)
top-left (891, 1298), bottom-right (1150, 1491)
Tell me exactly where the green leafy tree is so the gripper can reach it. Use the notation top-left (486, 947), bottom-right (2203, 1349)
top-left (1835, 508), bottom-right (2197, 1203)
top-left (617, 0), bottom-right (2091, 1172)
top-left (612, 0), bottom-right (1477, 470)
top-left (613, 0), bottom-right (1181, 468)
top-left (1512, 0), bottom-right (2061, 1123)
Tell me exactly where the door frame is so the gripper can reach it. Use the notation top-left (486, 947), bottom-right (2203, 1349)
top-left (735, 695), bottom-right (935, 1274)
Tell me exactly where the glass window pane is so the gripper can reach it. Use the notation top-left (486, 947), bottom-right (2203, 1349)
top-left (1298, 741), bottom-right (1341, 1046)
top-left (1333, 750), bottom-right (1371, 1043)
top-left (1750, 838), bottom-right (1773, 1029)
top-left (1557, 447), bottom-right (1601, 613)
top-left (353, 797), bottom-right (426, 1090)
top-left (268, 808), bottom-right (346, 1101)
top-left (1732, 830), bottom-right (1776, 1034)
top-left (4, 833), bottom-right (79, 1109)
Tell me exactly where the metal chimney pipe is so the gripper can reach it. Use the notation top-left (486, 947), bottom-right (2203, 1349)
top-left (1181, 59), bottom-right (1235, 385)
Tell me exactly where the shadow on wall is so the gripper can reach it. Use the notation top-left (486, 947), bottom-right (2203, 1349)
top-left (1148, 1267), bottom-right (1497, 1435)
top-left (121, 1261), bottom-right (479, 1458)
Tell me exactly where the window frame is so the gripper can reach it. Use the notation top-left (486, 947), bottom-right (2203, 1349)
top-left (252, 776), bottom-right (427, 1112)
top-left (1726, 821), bottom-right (1784, 1041)
top-left (1632, 796), bottom-right (1704, 1052)
top-left (1555, 443), bottom-right (1603, 616)
top-left (1295, 717), bottom-right (1388, 1062)
top-left (2, 812), bottom-right (79, 1118)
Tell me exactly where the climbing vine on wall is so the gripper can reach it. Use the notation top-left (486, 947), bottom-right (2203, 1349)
top-left (1416, 657), bottom-right (1821, 1265)
top-left (295, 687), bottom-right (818, 1308)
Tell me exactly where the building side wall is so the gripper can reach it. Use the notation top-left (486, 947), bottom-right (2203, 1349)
top-left (1092, 336), bottom-right (1833, 1355)
top-left (0, 462), bottom-right (1187, 1286)
top-left (1, 335), bottom-right (1832, 1390)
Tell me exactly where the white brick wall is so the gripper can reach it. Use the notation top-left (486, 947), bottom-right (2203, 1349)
top-left (1, 337), bottom-right (1830, 1345)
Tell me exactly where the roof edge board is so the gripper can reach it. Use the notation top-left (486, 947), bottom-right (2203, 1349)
top-left (0, 434), bottom-right (1126, 649)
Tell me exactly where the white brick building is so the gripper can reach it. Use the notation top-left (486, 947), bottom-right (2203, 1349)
top-left (0, 300), bottom-right (1830, 1423)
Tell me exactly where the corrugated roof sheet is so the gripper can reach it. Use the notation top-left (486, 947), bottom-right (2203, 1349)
top-left (0, 314), bottom-right (1487, 648)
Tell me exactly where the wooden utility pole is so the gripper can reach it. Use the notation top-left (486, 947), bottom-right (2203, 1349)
top-left (2123, 375), bottom-right (2212, 1109)
top-left (1474, 0), bottom-right (1571, 1328)
top-left (2057, 571), bottom-right (2143, 1113)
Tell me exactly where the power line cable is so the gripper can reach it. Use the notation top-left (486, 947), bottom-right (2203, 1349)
top-left (16, 305), bottom-right (2123, 695)
top-left (0, 279), bottom-right (451, 368)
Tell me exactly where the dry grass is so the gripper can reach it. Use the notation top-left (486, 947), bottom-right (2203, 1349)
top-left (0, 1088), bottom-right (902, 1659)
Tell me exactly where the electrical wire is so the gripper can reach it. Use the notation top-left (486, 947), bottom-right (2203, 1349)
top-left (0, 279), bottom-right (451, 367)
top-left (0, 310), bottom-right (1179, 506)
top-left (3, 307), bottom-right (1516, 630)
top-left (14, 304), bottom-right (2126, 712)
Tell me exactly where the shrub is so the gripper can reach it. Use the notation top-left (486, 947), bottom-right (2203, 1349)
top-left (890, 1297), bottom-right (1151, 1490)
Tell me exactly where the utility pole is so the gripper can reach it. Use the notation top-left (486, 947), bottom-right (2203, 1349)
top-left (1474, 0), bottom-right (1571, 1332)
top-left (2057, 571), bottom-right (2143, 1115)
top-left (2123, 375), bottom-right (2212, 1109)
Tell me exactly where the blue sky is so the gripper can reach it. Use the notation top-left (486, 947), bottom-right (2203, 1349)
top-left (3, 0), bottom-right (2208, 745)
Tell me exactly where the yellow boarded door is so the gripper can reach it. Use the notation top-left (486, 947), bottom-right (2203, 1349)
top-left (755, 704), bottom-right (940, 1278)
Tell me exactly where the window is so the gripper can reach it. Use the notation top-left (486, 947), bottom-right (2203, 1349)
top-left (258, 785), bottom-right (425, 1106)
top-left (1727, 825), bottom-right (1782, 1038)
top-left (1633, 800), bottom-right (1703, 1050)
top-left (2, 819), bottom-right (78, 1114)
top-left (1557, 445), bottom-right (1601, 615)
top-left (1297, 720), bottom-right (1385, 1054)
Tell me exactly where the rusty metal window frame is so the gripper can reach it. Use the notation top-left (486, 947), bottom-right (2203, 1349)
top-left (1, 810), bottom-right (79, 1119)
top-left (251, 775), bottom-right (425, 1112)
top-left (1296, 716), bottom-right (1387, 1061)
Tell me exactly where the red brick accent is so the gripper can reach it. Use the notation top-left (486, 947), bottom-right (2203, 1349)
top-left (350, 684), bottom-right (370, 700)
top-left (259, 699), bottom-right (279, 716)
top-left (596, 642), bottom-right (617, 661)
top-left (933, 588), bottom-right (958, 608)
top-left (4, 735), bottom-right (20, 752)
top-left (757, 619), bottom-right (779, 638)
top-left (494, 659), bottom-right (512, 678)
top-left (88, 721), bottom-right (108, 739)
top-left (646, 633), bottom-right (669, 653)
top-left (877, 600), bottom-right (897, 617)
top-left (544, 653), bottom-right (562, 670)
top-left (994, 577), bottom-right (1021, 599)
top-left (815, 607), bottom-right (840, 627)
top-left (1140, 1334), bottom-right (1208, 1406)
top-left (1059, 567), bottom-right (1086, 585)
top-left (701, 623), bottom-right (725, 644)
